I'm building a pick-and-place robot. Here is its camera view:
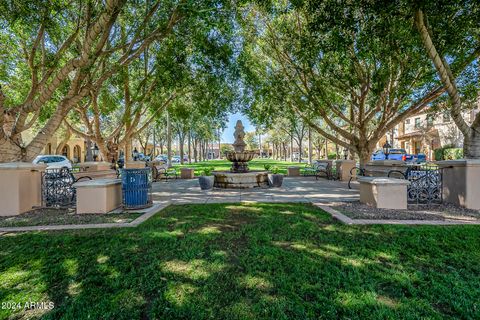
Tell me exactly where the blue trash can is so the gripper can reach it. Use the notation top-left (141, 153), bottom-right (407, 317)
top-left (121, 168), bottom-right (152, 209)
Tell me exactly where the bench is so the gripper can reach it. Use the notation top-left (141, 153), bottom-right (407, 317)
top-left (152, 164), bottom-right (178, 181)
top-left (303, 161), bottom-right (334, 180)
top-left (73, 178), bottom-right (122, 214)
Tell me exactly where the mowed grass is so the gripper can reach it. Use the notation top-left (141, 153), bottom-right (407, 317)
top-left (0, 202), bottom-right (479, 319)
top-left (173, 158), bottom-right (304, 175)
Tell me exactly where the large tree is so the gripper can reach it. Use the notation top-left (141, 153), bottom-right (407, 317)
top-left (0, 0), bottom-right (236, 162)
top-left (414, 2), bottom-right (480, 158)
top-left (239, 1), bottom-right (477, 166)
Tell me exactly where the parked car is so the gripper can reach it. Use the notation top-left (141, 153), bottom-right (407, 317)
top-left (136, 153), bottom-right (151, 162)
top-left (404, 153), bottom-right (427, 163)
top-left (371, 149), bottom-right (426, 163)
top-left (154, 155), bottom-right (167, 162)
top-left (33, 155), bottom-right (72, 169)
top-left (172, 156), bottom-right (181, 163)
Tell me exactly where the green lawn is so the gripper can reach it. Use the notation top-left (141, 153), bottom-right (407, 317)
top-left (0, 203), bottom-right (479, 319)
top-left (173, 158), bottom-right (305, 175)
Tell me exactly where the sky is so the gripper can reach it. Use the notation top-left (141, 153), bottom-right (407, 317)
top-left (221, 112), bottom-right (254, 143)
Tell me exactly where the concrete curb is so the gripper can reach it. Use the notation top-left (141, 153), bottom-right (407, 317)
top-left (1, 200), bottom-right (480, 234)
top-left (0, 202), bottom-right (168, 233)
top-left (312, 203), bottom-right (480, 226)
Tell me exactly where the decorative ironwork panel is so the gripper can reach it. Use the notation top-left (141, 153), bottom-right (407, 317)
top-left (388, 163), bottom-right (442, 205)
top-left (42, 168), bottom-right (76, 207)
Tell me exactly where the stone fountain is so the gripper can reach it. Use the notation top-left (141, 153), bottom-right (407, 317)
top-left (213, 120), bottom-right (268, 188)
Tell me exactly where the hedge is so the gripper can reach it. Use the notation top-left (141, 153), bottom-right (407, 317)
top-left (434, 147), bottom-right (463, 160)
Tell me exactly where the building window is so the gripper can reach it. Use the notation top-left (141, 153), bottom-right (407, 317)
top-left (405, 119), bottom-right (410, 125)
top-left (443, 112), bottom-right (451, 123)
top-left (414, 117), bottom-right (421, 129)
top-left (427, 115), bottom-right (434, 126)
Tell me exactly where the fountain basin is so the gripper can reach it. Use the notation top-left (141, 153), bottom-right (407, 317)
top-left (213, 171), bottom-right (268, 189)
top-left (225, 151), bottom-right (256, 162)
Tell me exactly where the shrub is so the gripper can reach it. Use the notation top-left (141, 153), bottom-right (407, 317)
top-left (264, 164), bottom-right (272, 171)
top-left (444, 148), bottom-right (463, 160)
top-left (271, 166), bottom-right (280, 174)
top-left (202, 167), bottom-right (214, 176)
top-left (327, 153), bottom-right (337, 160)
top-left (434, 146), bottom-right (463, 160)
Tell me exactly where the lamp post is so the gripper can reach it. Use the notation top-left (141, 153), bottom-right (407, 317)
top-left (343, 147), bottom-right (348, 160)
top-left (133, 147), bottom-right (139, 161)
top-left (92, 144), bottom-right (99, 162)
top-left (383, 141), bottom-right (392, 160)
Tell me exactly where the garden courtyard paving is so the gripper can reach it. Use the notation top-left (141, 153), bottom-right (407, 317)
top-left (152, 177), bottom-right (359, 205)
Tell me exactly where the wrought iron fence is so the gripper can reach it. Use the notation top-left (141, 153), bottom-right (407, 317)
top-left (42, 168), bottom-right (77, 207)
top-left (388, 163), bottom-right (442, 205)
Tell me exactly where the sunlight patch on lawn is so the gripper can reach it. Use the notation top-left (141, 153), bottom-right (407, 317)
top-left (62, 258), bottom-right (78, 277)
top-left (148, 230), bottom-right (185, 239)
top-left (239, 275), bottom-right (272, 291)
top-left (96, 255), bottom-right (109, 264)
top-left (225, 205), bottom-right (262, 212)
top-left (165, 282), bottom-right (197, 307)
top-left (0, 267), bottom-right (31, 288)
top-left (336, 291), bottom-right (400, 310)
top-left (161, 259), bottom-right (224, 281)
top-left (321, 244), bottom-right (344, 253)
top-left (67, 281), bottom-right (82, 296)
top-left (196, 226), bottom-right (222, 235)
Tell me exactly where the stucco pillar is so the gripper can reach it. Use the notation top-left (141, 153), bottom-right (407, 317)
top-left (437, 160), bottom-right (480, 210)
top-left (336, 160), bottom-right (356, 181)
top-left (358, 177), bottom-right (410, 209)
top-left (0, 162), bottom-right (46, 216)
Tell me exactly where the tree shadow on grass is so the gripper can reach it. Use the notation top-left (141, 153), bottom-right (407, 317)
top-left (0, 202), bottom-right (479, 319)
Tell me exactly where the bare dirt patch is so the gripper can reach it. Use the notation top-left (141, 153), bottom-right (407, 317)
top-left (333, 201), bottom-right (480, 221)
top-left (0, 208), bottom-right (143, 227)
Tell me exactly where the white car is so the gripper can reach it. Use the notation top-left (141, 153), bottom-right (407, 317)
top-left (33, 155), bottom-right (72, 170)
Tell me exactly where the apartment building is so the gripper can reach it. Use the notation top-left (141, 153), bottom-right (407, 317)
top-left (395, 108), bottom-right (478, 159)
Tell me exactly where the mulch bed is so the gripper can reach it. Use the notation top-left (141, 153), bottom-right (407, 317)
top-left (333, 201), bottom-right (480, 221)
top-left (0, 208), bottom-right (143, 228)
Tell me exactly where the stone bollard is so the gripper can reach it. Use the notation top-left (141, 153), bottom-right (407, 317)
top-left (73, 179), bottom-right (122, 214)
top-left (287, 166), bottom-right (301, 177)
top-left (180, 168), bottom-right (195, 179)
top-left (336, 160), bottom-right (356, 181)
top-left (437, 159), bottom-right (480, 210)
top-left (125, 161), bottom-right (146, 169)
top-left (79, 161), bottom-right (112, 172)
top-left (0, 162), bottom-right (46, 216)
top-left (358, 177), bottom-right (410, 209)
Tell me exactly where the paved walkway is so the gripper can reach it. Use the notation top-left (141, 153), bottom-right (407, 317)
top-left (2, 177), bottom-right (480, 233)
top-left (152, 176), bottom-right (359, 205)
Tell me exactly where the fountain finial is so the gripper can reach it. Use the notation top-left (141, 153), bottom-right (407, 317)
top-left (232, 120), bottom-right (247, 152)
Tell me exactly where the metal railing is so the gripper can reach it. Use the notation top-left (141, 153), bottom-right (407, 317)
top-left (388, 163), bottom-right (442, 205)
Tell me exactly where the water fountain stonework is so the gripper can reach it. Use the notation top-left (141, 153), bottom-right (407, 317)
top-left (213, 120), bottom-right (268, 189)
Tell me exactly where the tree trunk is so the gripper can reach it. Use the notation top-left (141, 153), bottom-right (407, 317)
top-left (188, 131), bottom-right (192, 164)
top-left (290, 136), bottom-right (294, 162)
top-left (415, 9), bottom-right (478, 158)
top-left (308, 127), bottom-right (312, 164)
top-left (166, 111), bottom-right (172, 167)
top-left (298, 139), bottom-right (303, 163)
top-left (179, 135), bottom-right (185, 165)
top-left (193, 138), bottom-right (198, 162)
